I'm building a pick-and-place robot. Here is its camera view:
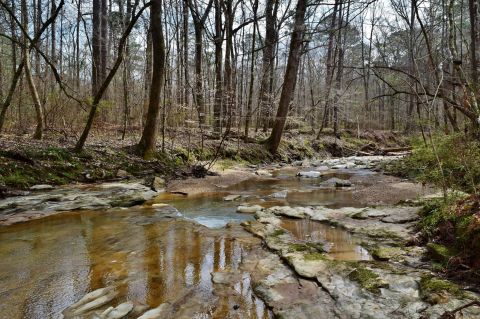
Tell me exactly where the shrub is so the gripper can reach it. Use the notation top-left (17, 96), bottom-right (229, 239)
top-left (400, 134), bottom-right (480, 193)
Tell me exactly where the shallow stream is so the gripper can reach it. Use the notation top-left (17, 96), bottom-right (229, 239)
top-left (0, 168), bottom-right (378, 318)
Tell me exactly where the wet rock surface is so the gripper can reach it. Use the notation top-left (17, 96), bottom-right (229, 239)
top-left (0, 182), bottom-right (158, 226)
top-left (242, 205), bottom-right (480, 318)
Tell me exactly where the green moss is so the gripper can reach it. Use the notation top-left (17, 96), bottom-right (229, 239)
top-left (288, 243), bottom-right (311, 253)
top-left (419, 275), bottom-right (463, 304)
top-left (351, 211), bottom-right (367, 220)
top-left (348, 266), bottom-right (388, 294)
top-left (426, 243), bottom-right (455, 264)
top-left (372, 246), bottom-right (403, 261)
top-left (305, 242), bottom-right (325, 252)
top-left (366, 229), bottom-right (402, 241)
top-left (303, 252), bottom-right (326, 261)
top-left (270, 229), bottom-right (287, 237)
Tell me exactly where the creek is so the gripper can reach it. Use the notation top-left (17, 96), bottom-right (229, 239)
top-left (1, 158), bottom-right (478, 319)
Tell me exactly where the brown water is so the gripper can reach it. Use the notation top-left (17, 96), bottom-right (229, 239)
top-left (0, 168), bottom-right (375, 318)
top-left (154, 169), bottom-right (370, 228)
top-left (280, 218), bottom-right (371, 261)
top-left (0, 207), bottom-right (270, 319)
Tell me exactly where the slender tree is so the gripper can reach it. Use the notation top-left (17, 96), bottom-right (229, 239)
top-left (21, 0), bottom-right (44, 139)
top-left (266, 0), bottom-right (308, 153)
top-left (186, 0), bottom-right (213, 126)
top-left (137, 0), bottom-right (166, 159)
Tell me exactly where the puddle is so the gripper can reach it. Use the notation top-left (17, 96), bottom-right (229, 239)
top-left (280, 218), bottom-right (371, 261)
top-left (0, 208), bottom-right (270, 318)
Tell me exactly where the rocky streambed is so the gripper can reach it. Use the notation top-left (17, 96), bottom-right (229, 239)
top-left (0, 155), bottom-right (479, 318)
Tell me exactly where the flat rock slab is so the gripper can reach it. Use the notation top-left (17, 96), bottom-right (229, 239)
top-left (243, 207), bottom-right (480, 319)
top-left (0, 182), bottom-right (158, 226)
top-left (297, 171), bottom-right (322, 178)
top-left (319, 177), bottom-right (352, 188)
top-left (237, 205), bottom-right (263, 214)
top-left (223, 194), bottom-right (241, 201)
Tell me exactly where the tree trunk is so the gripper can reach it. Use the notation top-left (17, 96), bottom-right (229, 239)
top-left (143, 26), bottom-right (153, 126)
top-left (22, 0), bottom-right (44, 139)
top-left (213, 0), bottom-right (223, 134)
top-left (244, 0), bottom-right (258, 139)
top-left (222, 0), bottom-right (235, 134)
top-left (266, 0), bottom-right (307, 154)
top-left (92, 0), bottom-right (102, 95)
top-left (333, 0), bottom-right (348, 139)
top-left (258, 0), bottom-right (277, 132)
top-left (317, 0), bottom-right (339, 137)
top-left (183, 0), bottom-right (189, 108)
top-left (187, 0), bottom-right (213, 126)
top-left (100, 0), bottom-right (109, 84)
top-left (121, 0), bottom-right (132, 140)
top-left (76, 0), bottom-right (81, 88)
top-left (469, 0), bottom-right (480, 94)
top-left (137, 0), bottom-right (166, 159)
top-left (405, 0), bottom-right (417, 132)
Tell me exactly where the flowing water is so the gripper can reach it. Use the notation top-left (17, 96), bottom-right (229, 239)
top-left (0, 168), bottom-right (376, 318)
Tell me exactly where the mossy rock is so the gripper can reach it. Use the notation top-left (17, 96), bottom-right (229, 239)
top-left (351, 211), bottom-right (368, 220)
top-left (372, 246), bottom-right (404, 261)
top-left (270, 229), bottom-right (287, 237)
top-left (419, 275), bottom-right (463, 304)
top-left (426, 243), bottom-right (454, 263)
top-left (303, 252), bottom-right (327, 261)
top-left (348, 266), bottom-right (389, 294)
top-left (288, 243), bottom-right (313, 253)
top-left (287, 241), bottom-right (325, 254)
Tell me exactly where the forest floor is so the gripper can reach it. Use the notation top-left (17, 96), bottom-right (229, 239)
top-left (0, 128), bottom-right (408, 197)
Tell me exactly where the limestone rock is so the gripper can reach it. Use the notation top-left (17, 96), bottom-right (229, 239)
top-left (137, 303), bottom-right (172, 319)
top-left (29, 184), bottom-right (54, 190)
top-left (269, 190), bottom-right (288, 199)
top-left (237, 205), bottom-right (262, 214)
top-left (116, 169), bottom-right (129, 178)
top-left (255, 169), bottom-right (272, 177)
top-left (103, 302), bottom-right (133, 319)
top-left (223, 194), bottom-right (241, 201)
top-left (297, 171), bottom-right (321, 178)
top-left (319, 177), bottom-right (352, 188)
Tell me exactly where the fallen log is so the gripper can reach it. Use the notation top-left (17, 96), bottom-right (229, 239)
top-left (377, 146), bottom-right (412, 155)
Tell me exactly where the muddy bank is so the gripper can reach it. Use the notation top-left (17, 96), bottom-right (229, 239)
top-left (166, 167), bottom-right (260, 195)
top-left (0, 130), bottom-right (407, 196)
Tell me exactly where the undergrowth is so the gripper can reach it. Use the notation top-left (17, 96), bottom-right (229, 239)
top-left (385, 133), bottom-right (480, 193)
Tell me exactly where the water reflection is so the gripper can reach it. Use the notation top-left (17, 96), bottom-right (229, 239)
top-left (155, 169), bottom-right (368, 228)
top-left (0, 208), bottom-right (270, 318)
top-left (280, 218), bottom-right (371, 261)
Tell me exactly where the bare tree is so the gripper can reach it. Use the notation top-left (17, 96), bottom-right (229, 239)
top-left (186, 0), bottom-right (213, 126)
top-left (21, 0), bottom-right (44, 139)
top-left (266, 0), bottom-right (308, 154)
top-left (137, 0), bottom-right (166, 158)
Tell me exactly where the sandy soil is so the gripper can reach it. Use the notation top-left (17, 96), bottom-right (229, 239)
top-left (350, 173), bottom-right (436, 206)
top-left (166, 166), bottom-right (263, 195)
